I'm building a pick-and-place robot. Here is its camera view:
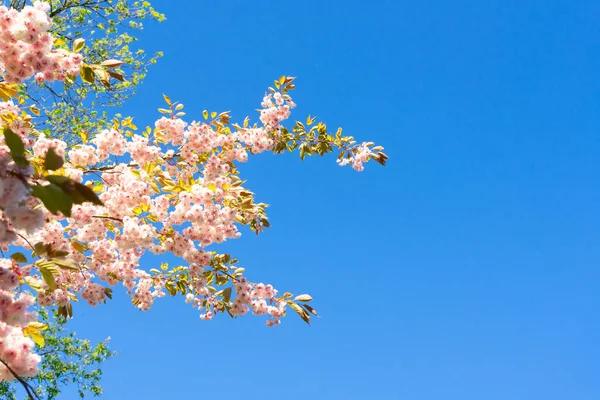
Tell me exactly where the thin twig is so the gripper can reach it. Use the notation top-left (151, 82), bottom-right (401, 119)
top-left (16, 233), bottom-right (40, 259)
top-left (92, 215), bottom-right (123, 223)
top-left (0, 358), bottom-right (40, 400)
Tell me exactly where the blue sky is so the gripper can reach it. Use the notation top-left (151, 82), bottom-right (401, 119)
top-left (63, 1), bottom-right (600, 399)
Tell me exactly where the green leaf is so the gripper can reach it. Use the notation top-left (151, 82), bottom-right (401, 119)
top-left (3, 128), bottom-right (28, 167)
top-left (52, 258), bottom-right (79, 271)
top-left (32, 183), bottom-right (74, 217)
top-left (222, 287), bottom-right (232, 303)
top-left (3, 128), bottom-right (24, 155)
top-left (44, 147), bottom-right (64, 170)
top-left (72, 182), bottom-right (103, 205)
top-left (10, 252), bottom-right (27, 263)
top-left (33, 242), bottom-right (48, 257)
top-left (45, 175), bottom-right (70, 184)
top-left (45, 176), bottom-right (103, 206)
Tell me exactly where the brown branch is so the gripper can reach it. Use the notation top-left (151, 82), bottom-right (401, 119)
top-left (84, 162), bottom-right (137, 173)
top-left (0, 358), bottom-right (40, 400)
top-left (92, 215), bottom-right (123, 223)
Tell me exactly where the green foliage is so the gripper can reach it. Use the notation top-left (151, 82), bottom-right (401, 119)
top-left (14, 0), bottom-right (165, 143)
top-left (0, 1), bottom-right (376, 396)
top-left (0, 126), bottom-right (104, 217)
top-left (0, 308), bottom-right (115, 399)
top-left (0, 1), bottom-right (160, 396)
top-left (3, 128), bottom-right (29, 167)
top-left (239, 77), bottom-right (389, 166)
top-left (43, 148), bottom-right (64, 171)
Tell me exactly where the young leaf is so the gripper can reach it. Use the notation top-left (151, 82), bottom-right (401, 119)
top-left (24, 276), bottom-right (44, 292)
top-left (28, 322), bottom-right (48, 331)
top-left (39, 266), bottom-right (58, 291)
top-left (0, 82), bottom-right (18, 101)
top-left (101, 59), bottom-right (124, 68)
top-left (94, 68), bottom-right (111, 88)
top-left (80, 64), bottom-right (95, 84)
top-left (22, 323), bottom-right (45, 347)
top-left (294, 294), bottom-right (313, 302)
top-left (52, 258), bottom-right (79, 271)
top-left (71, 241), bottom-right (85, 254)
top-left (303, 304), bottom-right (319, 317)
top-left (73, 38), bottom-right (85, 52)
top-left (10, 252), bottom-right (27, 263)
top-left (57, 304), bottom-right (73, 319)
top-left (287, 301), bottom-right (311, 325)
top-left (222, 287), bottom-right (232, 303)
top-left (107, 70), bottom-right (125, 82)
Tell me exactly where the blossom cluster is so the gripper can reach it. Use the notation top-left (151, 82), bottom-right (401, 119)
top-left (0, 0), bottom-right (386, 387)
top-left (337, 142), bottom-right (374, 171)
top-left (0, 1), bottom-right (82, 83)
top-left (0, 63), bottom-right (382, 381)
top-left (3, 91), bottom-right (298, 324)
top-left (0, 102), bottom-right (46, 241)
top-left (0, 260), bottom-right (39, 381)
top-left (0, 75), bottom-right (381, 318)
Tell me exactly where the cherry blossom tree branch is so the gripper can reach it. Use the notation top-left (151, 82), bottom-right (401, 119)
top-left (0, 358), bottom-right (40, 400)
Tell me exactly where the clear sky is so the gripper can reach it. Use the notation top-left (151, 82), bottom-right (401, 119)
top-left (65, 1), bottom-right (600, 399)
